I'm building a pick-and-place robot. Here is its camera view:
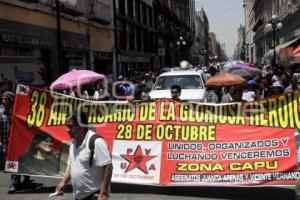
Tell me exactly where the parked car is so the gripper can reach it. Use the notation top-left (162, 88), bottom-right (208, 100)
top-left (149, 70), bottom-right (207, 102)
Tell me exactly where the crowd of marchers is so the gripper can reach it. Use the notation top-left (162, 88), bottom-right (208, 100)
top-left (0, 60), bottom-right (300, 199)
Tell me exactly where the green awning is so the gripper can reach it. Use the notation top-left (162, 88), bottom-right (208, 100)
top-left (264, 37), bottom-right (300, 58)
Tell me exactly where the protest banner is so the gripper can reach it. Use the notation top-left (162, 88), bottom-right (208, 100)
top-left (5, 85), bottom-right (300, 186)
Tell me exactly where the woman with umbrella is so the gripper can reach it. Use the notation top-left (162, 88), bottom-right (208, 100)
top-left (50, 69), bottom-right (105, 100)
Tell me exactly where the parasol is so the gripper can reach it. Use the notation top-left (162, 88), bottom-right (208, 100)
top-left (206, 73), bottom-right (245, 86)
top-left (50, 69), bottom-right (105, 90)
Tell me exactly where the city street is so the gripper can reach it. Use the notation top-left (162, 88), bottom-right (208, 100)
top-left (0, 172), bottom-right (296, 200)
top-left (1, 0), bottom-right (300, 200)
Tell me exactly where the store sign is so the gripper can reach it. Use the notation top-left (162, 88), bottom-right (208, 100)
top-left (65, 52), bottom-right (83, 68)
top-left (94, 51), bottom-right (113, 60)
top-left (0, 32), bottom-right (51, 47)
top-left (62, 41), bottom-right (89, 50)
top-left (120, 55), bottom-right (150, 63)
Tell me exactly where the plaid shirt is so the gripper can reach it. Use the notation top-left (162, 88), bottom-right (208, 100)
top-left (0, 106), bottom-right (11, 156)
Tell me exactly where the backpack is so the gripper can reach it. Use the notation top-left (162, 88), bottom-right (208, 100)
top-left (88, 134), bottom-right (102, 167)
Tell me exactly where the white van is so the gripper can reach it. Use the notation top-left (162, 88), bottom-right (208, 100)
top-left (149, 70), bottom-right (207, 102)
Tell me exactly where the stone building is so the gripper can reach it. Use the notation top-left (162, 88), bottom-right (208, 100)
top-left (193, 9), bottom-right (209, 65)
top-left (234, 25), bottom-right (246, 61)
top-left (114, 0), bottom-right (158, 77)
top-left (156, 0), bottom-right (196, 67)
top-left (0, 0), bottom-right (114, 87)
top-left (245, 0), bottom-right (300, 66)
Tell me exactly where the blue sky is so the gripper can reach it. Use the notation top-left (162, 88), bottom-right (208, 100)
top-left (195, 0), bottom-right (244, 57)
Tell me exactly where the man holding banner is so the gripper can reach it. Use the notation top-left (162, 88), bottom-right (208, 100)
top-left (0, 91), bottom-right (30, 193)
top-left (56, 112), bottom-right (112, 200)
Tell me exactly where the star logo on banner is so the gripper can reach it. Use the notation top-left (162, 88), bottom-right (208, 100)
top-left (7, 162), bottom-right (17, 170)
top-left (17, 85), bottom-right (29, 96)
top-left (121, 145), bottom-right (155, 174)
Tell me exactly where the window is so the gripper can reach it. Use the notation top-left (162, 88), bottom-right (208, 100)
top-left (19, 47), bottom-right (34, 56)
top-left (153, 75), bottom-right (203, 90)
top-left (142, 29), bottom-right (148, 52)
top-left (127, 0), bottom-right (134, 18)
top-left (118, 0), bottom-right (125, 15)
top-left (149, 33), bottom-right (157, 53)
top-left (149, 33), bottom-right (153, 52)
top-left (135, 0), bottom-right (141, 22)
top-left (153, 7), bottom-right (157, 28)
top-left (2, 47), bottom-right (18, 56)
top-left (117, 20), bottom-right (126, 50)
top-left (128, 23), bottom-right (135, 50)
top-left (149, 7), bottom-right (153, 27)
top-left (142, 3), bottom-right (147, 25)
top-left (144, 30), bottom-right (148, 52)
top-left (136, 27), bottom-right (142, 51)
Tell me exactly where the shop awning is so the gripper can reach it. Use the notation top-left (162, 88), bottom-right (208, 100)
top-left (293, 52), bottom-right (300, 63)
top-left (293, 45), bottom-right (300, 55)
top-left (264, 37), bottom-right (300, 58)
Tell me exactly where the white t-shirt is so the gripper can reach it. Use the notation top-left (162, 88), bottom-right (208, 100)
top-left (93, 91), bottom-right (100, 101)
top-left (68, 130), bottom-right (111, 199)
top-left (242, 91), bottom-right (255, 102)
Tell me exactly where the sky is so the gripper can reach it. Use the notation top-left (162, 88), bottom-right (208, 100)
top-left (195, 0), bottom-right (244, 58)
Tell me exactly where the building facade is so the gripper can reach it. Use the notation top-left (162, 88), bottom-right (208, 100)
top-left (193, 9), bottom-right (209, 65)
top-left (156, 0), bottom-right (196, 68)
top-left (209, 32), bottom-right (218, 59)
top-left (0, 0), bottom-right (114, 88)
top-left (243, 0), bottom-right (256, 63)
top-left (114, 0), bottom-right (158, 77)
top-left (247, 0), bottom-right (300, 66)
top-left (234, 25), bottom-right (246, 61)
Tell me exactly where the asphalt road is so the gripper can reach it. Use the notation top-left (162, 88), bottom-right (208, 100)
top-left (0, 172), bottom-right (297, 200)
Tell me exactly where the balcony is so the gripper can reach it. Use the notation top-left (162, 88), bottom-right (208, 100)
top-left (88, 0), bottom-right (111, 25)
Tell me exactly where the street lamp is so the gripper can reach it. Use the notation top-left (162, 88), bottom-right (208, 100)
top-left (39, 0), bottom-right (77, 73)
top-left (176, 35), bottom-right (186, 62)
top-left (202, 49), bottom-right (208, 66)
top-left (265, 14), bottom-right (283, 66)
top-left (176, 36), bottom-right (186, 46)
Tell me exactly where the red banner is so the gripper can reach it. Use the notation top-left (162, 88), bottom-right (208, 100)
top-left (5, 85), bottom-right (300, 186)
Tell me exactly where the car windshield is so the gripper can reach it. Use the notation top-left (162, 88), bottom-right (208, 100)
top-left (153, 75), bottom-right (203, 90)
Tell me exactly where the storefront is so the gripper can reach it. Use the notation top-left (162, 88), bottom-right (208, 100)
top-left (0, 30), bottom-right (52, 90)
top-left (118, 51), bottom-right (158, 78)
top-left (93, 51), bottom-right (113, 75)
top-left (62, 38), bottom-right (90, 71)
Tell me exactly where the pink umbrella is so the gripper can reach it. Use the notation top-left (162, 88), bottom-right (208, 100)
top-left (50, 69), bottom-right (105, 90)
top-left (232, 63), bottom-right (261, 75)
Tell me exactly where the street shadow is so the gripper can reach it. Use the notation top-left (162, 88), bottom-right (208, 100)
top-left (111, 183), bottom-right (295, 200)
top-left (15, 181), bottom-right (72, 194)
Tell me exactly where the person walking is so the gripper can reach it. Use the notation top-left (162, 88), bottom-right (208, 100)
top-left (56, 112), bottom-right (112, 200)
top-left (0, 91), bottom-right (30, 193)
